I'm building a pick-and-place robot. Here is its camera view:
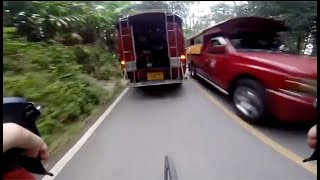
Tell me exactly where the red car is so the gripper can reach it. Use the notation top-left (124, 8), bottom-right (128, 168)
top-left (187, 17), bottom-right (317, 124)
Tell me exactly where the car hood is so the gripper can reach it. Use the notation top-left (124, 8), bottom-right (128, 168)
top-left (237, 52), bottom-right (317, 78)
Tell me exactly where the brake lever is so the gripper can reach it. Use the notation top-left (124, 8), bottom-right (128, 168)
top-left (3, 97), bottom-right (53, 176)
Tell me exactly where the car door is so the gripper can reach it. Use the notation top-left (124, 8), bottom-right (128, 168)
top-left (203, 37), bottom-right (228, 86)
top-left (189, 36), bottom-right (206, 77)
top-left (196, 41), bottom-right (210, 77)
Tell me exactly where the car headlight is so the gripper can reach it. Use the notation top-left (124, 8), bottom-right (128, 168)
top-left (280, 78), bottom-right (317, 98)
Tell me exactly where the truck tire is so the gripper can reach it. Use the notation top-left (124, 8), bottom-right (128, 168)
top-left (164, 155), bottom-right (178, 180)
top-left (231, 79), bottom-right (267, 124)
top-left (190, 62), bottom-right (197, 79)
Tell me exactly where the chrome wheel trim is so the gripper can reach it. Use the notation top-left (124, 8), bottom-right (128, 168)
top-left (233, 86), bottom-right (263, 119)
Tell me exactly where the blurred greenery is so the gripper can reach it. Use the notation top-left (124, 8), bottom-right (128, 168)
top-left (3, 1), bottom-right (130, 153)
top-left (3, 1), bottom-right (130, 49)
top-left (3, 27), bottom-right (124, 153)
top-left (186, 1), bottom-right (317, 56)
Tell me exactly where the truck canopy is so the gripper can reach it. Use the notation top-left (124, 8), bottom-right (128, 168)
top-left (187, 16), bottom-right (288, 44)
top-left (116, 12), bottom-right (182, 30)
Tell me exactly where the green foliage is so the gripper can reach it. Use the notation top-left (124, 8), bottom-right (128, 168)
top-left (234, 1), bottom-right (317, 33)
top-left (126, 1), bottom-right (197, 24)
top-left (3, 1), bottom-right (130, 48)
top-left (184, 1), bottom-right (316, 55)
top-left (3, 27), bottom-right (123, 148)
top-left (231, 1), bottom-right (317, 55)
top-left (125, 1), bottom-right (168, 11)
top-left (73, 45), bottom-right (123, 80)
top-left (3, 1), bottom-right (126, 154)
top-left (209, 3), bottom-right (235, 23)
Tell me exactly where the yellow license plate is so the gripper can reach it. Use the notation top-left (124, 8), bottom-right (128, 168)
top-left (147, 72), bottom-right (164, 81)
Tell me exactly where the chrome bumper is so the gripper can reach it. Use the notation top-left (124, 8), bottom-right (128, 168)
top-left (128, 80), bottom-right (183, 87)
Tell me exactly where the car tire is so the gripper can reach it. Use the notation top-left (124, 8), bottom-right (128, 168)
top-left (231, 79), bottom-right (267, 124)
top-left (190, 62), bottom-right (197, 79)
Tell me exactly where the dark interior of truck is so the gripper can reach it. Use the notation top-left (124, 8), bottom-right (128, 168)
top-left (229, 32), bottom-right (287, 52)
top-left (130, 15), bottom-right (170, 70)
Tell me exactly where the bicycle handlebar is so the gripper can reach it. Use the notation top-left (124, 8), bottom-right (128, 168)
top-left (303, 148), bottom-right (318, 162)
top-left (3, 97), bottom-right (53, 177)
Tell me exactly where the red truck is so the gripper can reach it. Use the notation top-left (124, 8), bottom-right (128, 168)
top-left (187, 17), bottom-right (317, 124)
top-left (116, 10), bottom-right (186, 87)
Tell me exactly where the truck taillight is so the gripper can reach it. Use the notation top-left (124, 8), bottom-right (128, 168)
top-left (120, 60), bottom-right (125, 69)
top-left (180, 55), bottom-right (186, 63)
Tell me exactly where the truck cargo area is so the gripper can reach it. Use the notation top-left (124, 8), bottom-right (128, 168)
top-left (116, 12), bottom-right (185, 87)
top-left (131, 15), bottom-right (170, 70)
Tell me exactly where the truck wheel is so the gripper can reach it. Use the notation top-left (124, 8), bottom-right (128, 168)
top-left (190, 62), bottom-right (197, 79)
top-left (232, 79), bottom-right (266, 124)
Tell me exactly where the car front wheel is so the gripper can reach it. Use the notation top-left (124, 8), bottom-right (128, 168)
top-left (232, 79), bottom-right (266, 124)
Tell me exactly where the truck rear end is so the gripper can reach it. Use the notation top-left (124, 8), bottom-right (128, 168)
top-left (116, 11), bottom-right (186, 87)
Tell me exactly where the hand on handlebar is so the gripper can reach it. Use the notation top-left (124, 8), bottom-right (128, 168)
top-left (3, 123), bottom-right (49, 161)
top-left (307, 125), bottom-right (317, 149)
top-left (303, 124), bottom-right (317, 162)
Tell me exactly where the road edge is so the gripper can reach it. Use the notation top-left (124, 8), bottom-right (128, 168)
top-left (42, 87), bottom-right (129, 180)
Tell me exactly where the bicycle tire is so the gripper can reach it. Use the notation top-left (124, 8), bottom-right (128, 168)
top-left (164, 155), bottom-right (178, 180)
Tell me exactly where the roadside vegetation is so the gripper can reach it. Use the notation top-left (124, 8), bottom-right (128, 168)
top-left (3, 1), bottom-right (129, 154)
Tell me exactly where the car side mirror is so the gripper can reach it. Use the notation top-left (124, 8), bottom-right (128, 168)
top-left (208, 45), bottom-right (226, 54)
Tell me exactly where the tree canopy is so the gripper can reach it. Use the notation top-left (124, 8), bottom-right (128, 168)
top-left (185, 1), bottom-right (317, 55)
top-left (3, 1), bottom-right (317, 55)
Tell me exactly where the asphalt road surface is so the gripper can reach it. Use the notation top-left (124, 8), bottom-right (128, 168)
top-left (45, 78), bottom-right (317, 180)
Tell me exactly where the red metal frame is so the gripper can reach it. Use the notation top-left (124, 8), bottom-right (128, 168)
top-left (116, 11), bottom-right (186, 85)
top-left (3, 168), bottom-right (36, 180)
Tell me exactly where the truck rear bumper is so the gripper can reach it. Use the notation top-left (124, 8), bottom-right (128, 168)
top-left (128, 80), bottom-right (183, 87)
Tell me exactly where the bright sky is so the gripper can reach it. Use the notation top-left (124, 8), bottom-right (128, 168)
top-left (190, 1), bottom-right (233, 16)
top-left (187, 1), bottom-right (246, 27)
top-left (189, 1), bottom-right (247, 16)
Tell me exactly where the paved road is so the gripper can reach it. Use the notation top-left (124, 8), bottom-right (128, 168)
top-left (50, 79), bottom-right (316, 180)
top-left (194, 76), bottom-right (316, 161)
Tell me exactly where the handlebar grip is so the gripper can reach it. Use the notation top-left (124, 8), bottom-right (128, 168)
top-left (19, 156), bottom-right (54, 176)
top-left (3, 97), bottom-right (53, 176)
top-left (3, 148), bottom-right (24, 174)
top-left (303, 148), bottom-right (318, 162)
top-left (3, 146), bottom-right (53, 176)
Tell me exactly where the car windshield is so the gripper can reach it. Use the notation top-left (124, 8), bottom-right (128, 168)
top-left (230, 32), bottom-right (291, 53)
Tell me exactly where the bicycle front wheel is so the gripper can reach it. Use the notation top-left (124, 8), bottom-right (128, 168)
top-left (164, 155), bottom-right (178, 180)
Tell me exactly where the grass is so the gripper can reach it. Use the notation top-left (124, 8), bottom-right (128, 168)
top-left (48, 80), bottom-right (124, 155)
top-left (3, 27), bottom-right (124, 155)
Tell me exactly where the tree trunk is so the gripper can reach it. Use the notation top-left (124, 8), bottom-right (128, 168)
top-left (297, 35), bottom-right (301, 54)
top-left (312, 40), bottom-right (317, 56)
top-left (312, 32), bottom-right (317, 56)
